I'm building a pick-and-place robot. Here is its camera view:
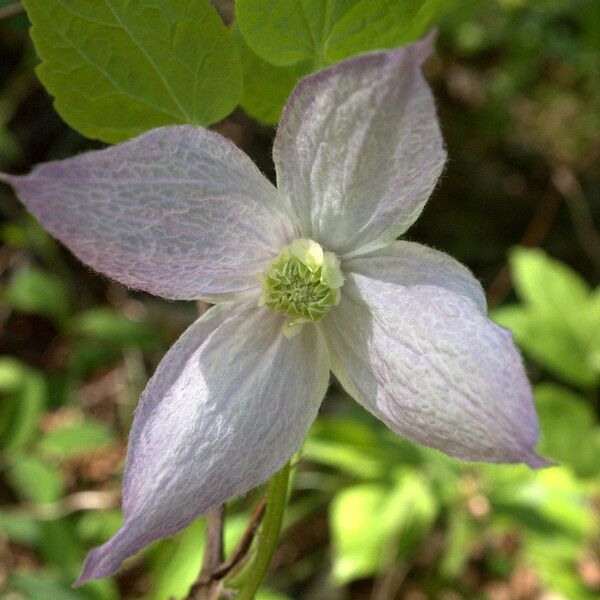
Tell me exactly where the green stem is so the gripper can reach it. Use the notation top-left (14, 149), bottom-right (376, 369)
top-left (234, 462), bottom-right (291, 600)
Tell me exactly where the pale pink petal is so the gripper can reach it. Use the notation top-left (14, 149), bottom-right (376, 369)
top-left (76, 304), bottom-right (329, 584)
top-left (1, 126), bottom-right (294, 301)
top-left (321, 262), bottom-right (546, 467)
top-left (344, 241), bottom-right (487, 313)
top-left (273, 34), bottom-right (446, 256)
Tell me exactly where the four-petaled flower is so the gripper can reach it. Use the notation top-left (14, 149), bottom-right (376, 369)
top-left (1, 35), bottom-right (547, 585)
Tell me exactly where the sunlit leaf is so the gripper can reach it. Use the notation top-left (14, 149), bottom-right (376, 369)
top-left (0, 358), bottom-right (46, 450)
top-left (0, 511), bottom-right (40, 544)
top-left (148, 513), bottom-right (248, 599)
top-left (77, 510), bottom-right (123, 544)
top-left (492, 468), bottom-right (597, 600)
top-left (331, 471), bottom-right (437, 583)
top-left (305, 415), bottom-right (416, 479)
top-left (493, 305), bottom-right (598, 387)
top-left (39, 517), bottom-right (83, 575)
top-left (535, 383), bottom-right (600, 477)
top-left (6, 454), bottom-right (63, 503)
top-left (493, 250), bottom-right (600, 388)
top-left (5, 265), bottom-right (70, 320)
top-left (439, 508), bottom-right (476, 578)
top-left (37, 421), bottom-right (115, 459)
top-left (510, 247), bottom-right (589, 314)
top-left (147, 518), bottom-right (205, 600)
top-left (489, 467), bottom-right (590, 538)
top-left (10, 572), bottom-right (83, 600)
top-left (69, 307), bottom-right (161, 349)
top-left (22, 0), bottom-right (242, 142)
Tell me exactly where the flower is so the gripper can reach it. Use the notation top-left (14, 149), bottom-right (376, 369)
top-left (1, 34), bottom-right (547, 585)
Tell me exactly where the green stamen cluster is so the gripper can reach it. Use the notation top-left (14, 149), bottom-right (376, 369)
top-left (260, 239), bottom-right (344, 337)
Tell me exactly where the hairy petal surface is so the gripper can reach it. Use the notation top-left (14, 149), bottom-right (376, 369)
top-left (76, 303), bottom-right (329, 584)
top-left (344, 241), bottom-right (487, 314)
top-left (273, 34), bottom-right (446, 256)
top-left (321, 266), bottom-right (546, 467)
top-left (1, 126), bottom-right (293, 300)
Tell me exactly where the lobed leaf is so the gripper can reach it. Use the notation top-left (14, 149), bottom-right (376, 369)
top-left (236, 0), bottom-right (359, 67)
top-left (22, 0), bottom-right (242, 142)
top-left (232, 25), bottom-right (310, 125)
top-left (326, 0), bottom-right (452, 62)
top-left (236, 0), bottom-right (450, 69)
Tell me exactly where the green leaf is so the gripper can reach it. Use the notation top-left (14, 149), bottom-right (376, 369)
top-left (0, 511), bottom-right (41, 544)
top-left (69, 307), bottom-right (161, 349)
top-left (0, 358), bottom-right (46, 450)
top-left (587, 289), bottom-right (600, 372)
top-left (148, 513), bottom-right (248, 600)
top-left (489, 467), bottom-right (590, 539)
top-left (236, 0), bottom-right (359, 67)
top-left (510, 247), bottom-right (589, 314)
top-left (6, 454), bottom-right (63, 503)
top-left (22, 0), bottom-right (242, 142)
top-left (66, 340), bottom-right (120, 383)
top-left (77, 510), bottom-right (123, 544)
top-left (5, 265), bottom-right (70, 320)
top-left (232, 25), bottom-right (310, 125)
top-left (495, 249), bottom-right (600, 388)
top-left (10, 571), bottom-right (84, 600)
top-left (493, 305), bottom-right (598, 387)
top-left (331, 471), bottom-right (437, 583)
top-left (535, 383), bottom-right (600, 477)
top-left (39, 517), bottom-right (83, 574)
top-left (326, 0), bottom-right (452, 63)
top-left (305, 415), bottom-right (415, 479)
top-left (236, 0), bottom-right (450, 69)
top-left (256, 591), bottom-right (293, 600)
top-left (78, 578), bottom-right (119, 600)
top-left (147, 518), bottom-right (205, 600)
top-left (37, 421), bottom-right (115, 459)
top-left (439, 509), bottom-right (476, 578)
top-left (491, 468), bottom-right (596, 600)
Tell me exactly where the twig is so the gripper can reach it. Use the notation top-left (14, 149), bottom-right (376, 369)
top-left (212, 494), bottom-right (267, 579)
top-left (186, 507), bottom-right (225, 600)
top-left (201, 506), bottom-right (226, 578)
top-left (552, 165), bottom-right (600, 272)
top-left (184, 495), bottom-right (268, 599)
top-left (0, 3), bottom-right (24, 20)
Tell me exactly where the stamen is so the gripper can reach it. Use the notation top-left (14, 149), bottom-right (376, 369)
top-left (260, 239), bottom-right (344, 337)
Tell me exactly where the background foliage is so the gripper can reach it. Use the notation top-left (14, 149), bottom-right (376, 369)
top-left (1, 0), bottom-right (599, 599)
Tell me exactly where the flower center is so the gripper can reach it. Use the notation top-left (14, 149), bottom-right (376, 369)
top-left (260, 238), bottom-right (344, 337)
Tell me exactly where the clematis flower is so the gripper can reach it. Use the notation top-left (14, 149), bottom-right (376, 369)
top-left (1, 35), bottom-right (546, 584)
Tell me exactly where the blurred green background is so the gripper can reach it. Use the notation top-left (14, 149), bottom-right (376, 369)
top-left (1, 0), bottom-right (600, 599)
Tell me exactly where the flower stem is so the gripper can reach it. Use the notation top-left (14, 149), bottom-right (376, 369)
top-left (233, 462), bottom-right (291, 600)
